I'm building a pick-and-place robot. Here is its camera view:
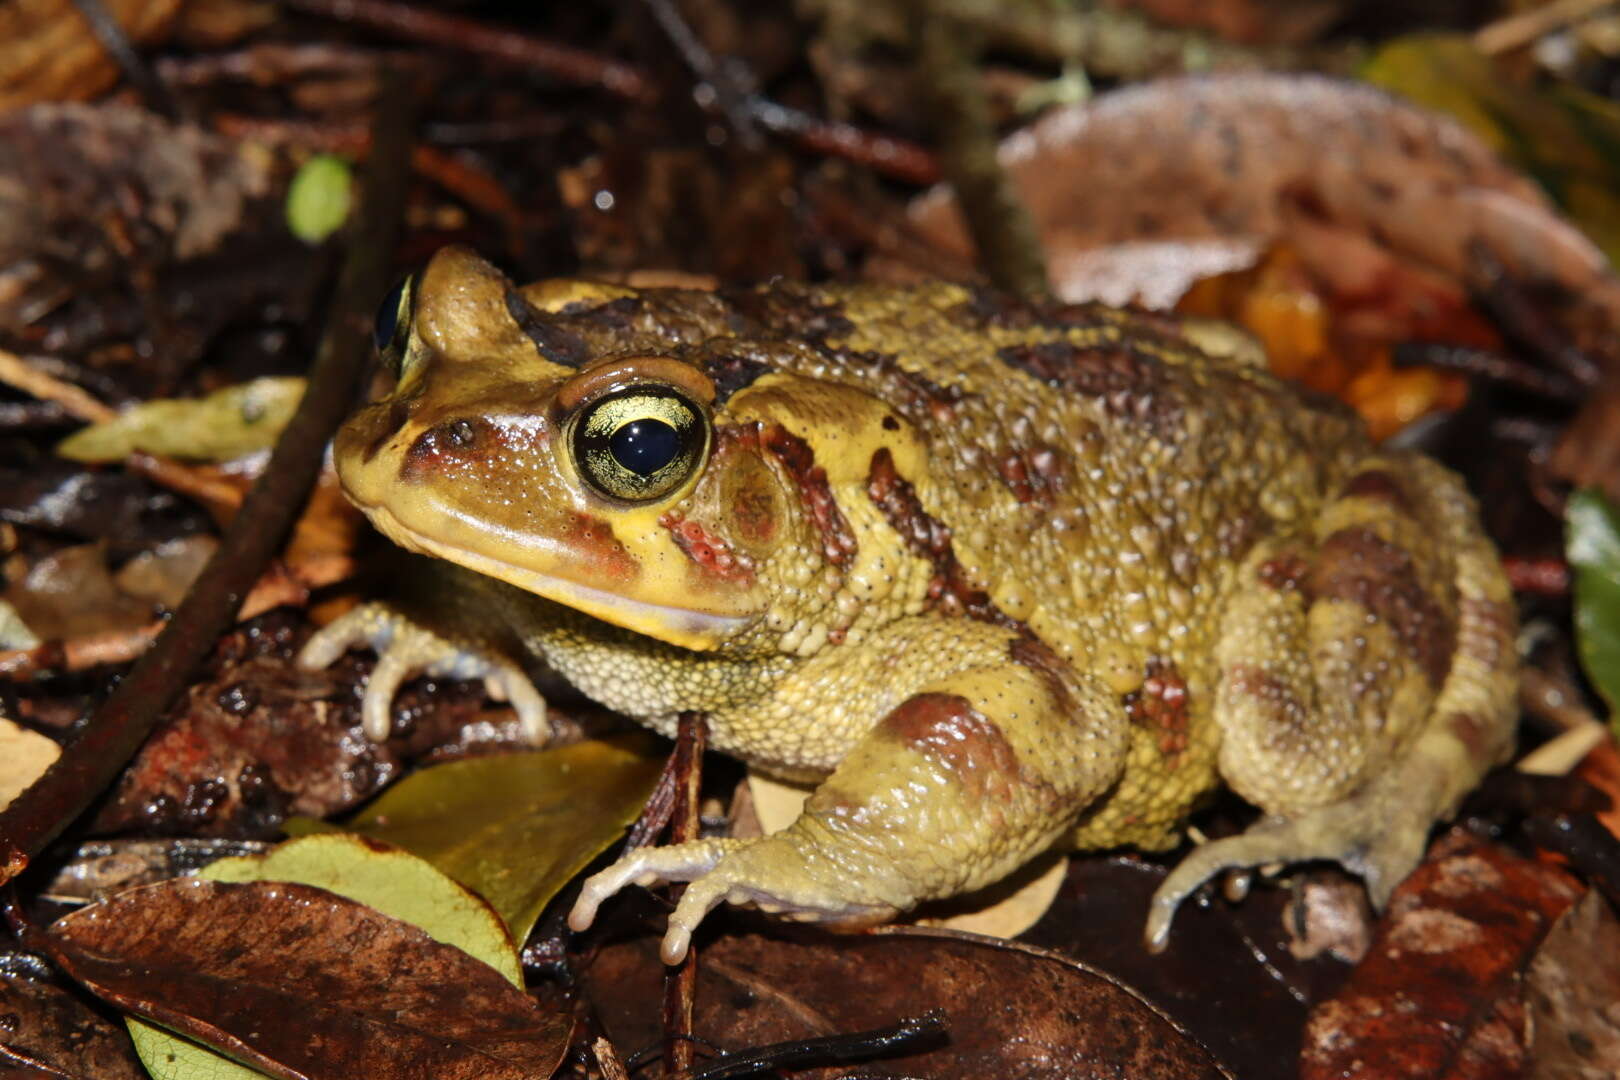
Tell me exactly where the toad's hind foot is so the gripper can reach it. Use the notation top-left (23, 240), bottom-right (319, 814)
top-left (298, 601), bottom-right (549, 744)
top-left (1144, 787), bottom-right (1428, 952)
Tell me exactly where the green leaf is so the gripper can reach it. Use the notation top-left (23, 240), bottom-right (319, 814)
top-left (1568, 488), bottom-right (1620, 729)
top-left (1362, 34), bottom-right (1620, 266)
top-left (332, 736), bottom-right (663, 943)
top-left (285, 154), bottom-right (354, 244)
top-left (57, 377), bottom-right (305, 463)
top-left (129, 833), bottom-right (523, 1080)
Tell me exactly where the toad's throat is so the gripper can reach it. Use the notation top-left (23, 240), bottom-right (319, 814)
top-left (358, 501), bottom-right (757, 650)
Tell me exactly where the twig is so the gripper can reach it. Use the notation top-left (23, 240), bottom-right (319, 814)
top-left (640, 0), bottom-right (761, 149)
top-left (663, 710), bottom-right (708, 1077)
top-left (0, 70), bottom-right (415, 885)
top-left (1477, 0), bottom-right (1617, 55)
top-left (0, 349), bottom-right (116, 424)
top-left (1391, 343), bottom-right (1585, 402)
top-left (748, 101), bottom-right (940, 185)
top-left (1503, 556), bottom-right (1571, 596)
top-left (282, 0), bottom-right (655, 102)
top-left (681, 1010), bottom-right (948, 1080)
top-left (593, 1037), bottom-right (632, 1080)
top-left (912, 9), bottom-right (1048, 300)
top-left (67, 0), bottom-right (181, 120)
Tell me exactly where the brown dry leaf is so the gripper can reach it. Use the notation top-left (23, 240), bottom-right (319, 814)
top-left (3, 542), bottom-right (155, 641)
top-left (0, 715), bottom-right (59, 812)
top-left (0, 0), bottom-right (182, 111)
top-left (0, 972), bottom-right (146, 1080)
top-left (586, 924), bottom-right (1232, 1079)
top-left (113, 534), bottom-right (219, 610)
top-left (47, 878), bottom-right (569, 1080)
top-left (905, 74), bottom-right (1616, 319)
top-left (1118, 0), bottom-right (1347, 45)
top-left (1527, 890), bottom-right (1620, 1076)
top-left (1300, 828), bottom-right (1586, 1079)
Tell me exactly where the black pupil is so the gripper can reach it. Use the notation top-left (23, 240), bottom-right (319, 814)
top-left (610, 419), bottom-right (680, 476)
top-left (373, 277), bottom-right (408, 352)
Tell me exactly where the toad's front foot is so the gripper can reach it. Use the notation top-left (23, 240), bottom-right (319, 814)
top-left (568, 832), bottom-right (901, 964)
top-left (298, 602), bottom-right (549, 744)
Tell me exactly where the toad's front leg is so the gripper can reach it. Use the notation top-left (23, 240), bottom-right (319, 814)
top-left (569, 639), bottom-right (1127, 964)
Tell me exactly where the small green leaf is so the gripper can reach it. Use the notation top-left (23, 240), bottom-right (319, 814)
top-left (285, 154), bottom-right (353, 244)
top-left (1567, 488), bottom-right (1620, 729)
top-left (333, 736), bottom-right (663, 944)
top-left (129, 833), bottom-right (523, 1080)
top-left (57, 377), bottom-right (305, 463)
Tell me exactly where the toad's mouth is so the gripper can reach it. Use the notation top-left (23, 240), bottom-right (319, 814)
top-left (359, 502), bottom-right (757, 651)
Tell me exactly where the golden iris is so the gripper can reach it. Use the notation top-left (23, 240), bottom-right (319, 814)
top-left (571, 387), bottom-right (707, 501)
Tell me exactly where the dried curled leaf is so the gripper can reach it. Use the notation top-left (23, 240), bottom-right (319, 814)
top-left (49, 877), bottom-right (568, 1080)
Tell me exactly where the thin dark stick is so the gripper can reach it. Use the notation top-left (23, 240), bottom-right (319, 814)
top-left (67, 0), bottom-right (181, 120)
top-left (1392, 343), bottom-right (1584, 401)
top-left (748, 100), bottom-right (941, 185)
top-left (684, 1010), bottom-right (949, 1079)
top-left (282, 0), bottom-right (655, 103)
top-left (663, 711), bottom-right (708, 1077)
top-left (640, 0), bottom-right (761, 149)
top-left (0, 71), bottom-right (416, 885)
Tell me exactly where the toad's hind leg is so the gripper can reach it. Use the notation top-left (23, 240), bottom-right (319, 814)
top-left (1146, 456), bottom-right (1517, 949)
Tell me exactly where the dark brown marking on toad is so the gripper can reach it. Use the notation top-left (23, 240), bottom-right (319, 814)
top-left (505, 290), bottom-right (590, 368)
top-left (1009, 637), bottom-right (1078, 716)
top-left (563, 512), bottom-right (637, 581)
top-left (659, 512), bottom-right (756, 584)
top-left (996, 444), bottom-right (1066, 507)
top-left (1457, 596), bottom-right (1515, 668)
top-left (867, 448), bottom-right (1024, 630)
top-left (1342, 469), bottom-right (1411, 511)
top-left (1123, 658), bottom-right (1192, 766)
top-left (878, 694), bottom-right (1025, 807)
top-left (997, 341), bottom-right (1184, 440)
top-left (1308, 527), bottom-right (1456, 687)
top-left (399, 417), bottom-right (494, 481)
top-left (701, 350), bottom-right (772, 407)
top-left (762, 425), bottom-right (858, 568)
top-left (1258, 552), bottom-right (1311, 592)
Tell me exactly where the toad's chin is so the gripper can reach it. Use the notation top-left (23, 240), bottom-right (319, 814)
top-left (359, 502), bottom-right (758, 651)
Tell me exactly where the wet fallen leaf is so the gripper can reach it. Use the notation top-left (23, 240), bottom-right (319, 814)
top-left (1526, 889), bottom-right (1620, 1075)
top-left (3, 542), bottom-right (155, 641)
top-left (0, 715), bottom-right (59, 813)
top-left (585, 921), bottom-right (1232, 1079)
top-left (1363, 33), bottom-right (1620, 269)
top-left (0, 460), bottom-right (212, 560)
top-left (1299, 829), bottom-right (1584, 1079)
top-left (113, 534), bottom-right (219, 610)
top-left (0, 971), bottom-right (146, 1080)
top-left (1568, 488), bottom-right (1620, 726)
top-left (320, 737), bottom-right (663, 942)
top-left (57, 377), bottom-right (304, 464)
top-left (88, 642), bottom-right (506, 837)
top-left (46, 873), bottom-right (567, 1080)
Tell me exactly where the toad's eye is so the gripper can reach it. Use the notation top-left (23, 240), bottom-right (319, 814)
top-left (572, 387), bottom-right (708, 502)
top-left (373, 273), bottom-right (416, 374)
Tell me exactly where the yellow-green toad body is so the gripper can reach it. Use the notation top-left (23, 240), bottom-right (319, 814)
top-left (303, 246), bottom-right (1518, 962)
